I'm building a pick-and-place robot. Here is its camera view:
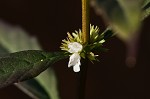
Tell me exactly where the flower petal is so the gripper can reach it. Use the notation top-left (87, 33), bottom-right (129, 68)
top-left (68, 53), bottom-right (81, 67)
top-left (68, 42), bottom-right (83, 53)
top-left (73, 63), bottom-right (80, 72)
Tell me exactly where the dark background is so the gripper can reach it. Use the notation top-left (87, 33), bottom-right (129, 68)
top-left (0, 0), bottom-right (149, 99)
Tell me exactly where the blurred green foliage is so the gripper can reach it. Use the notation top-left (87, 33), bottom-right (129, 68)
top-left (0, 22), bottom-right (66, 99)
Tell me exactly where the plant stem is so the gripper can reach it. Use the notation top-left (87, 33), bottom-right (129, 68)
top-left (82, 0), bottom-right (90, 44)
top-left (78, 59), bottom-right (88, 99)
top-left (78, 0), bottom-right (90, 99)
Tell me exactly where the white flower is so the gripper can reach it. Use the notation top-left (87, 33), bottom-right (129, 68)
top-left (68, 42), bottom-right (83, 72)
top-left (68, 42), bottom-right (83, 53)
top-left (68, 53), bottom-right (81, 72)
top-left (60, 25), bottom-right (111, 72)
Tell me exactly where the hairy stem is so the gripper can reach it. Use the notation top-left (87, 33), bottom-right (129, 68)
top-left (78, 0), bottom-right (90, 99)
top-left (82, 0), bottom-right (90, 44)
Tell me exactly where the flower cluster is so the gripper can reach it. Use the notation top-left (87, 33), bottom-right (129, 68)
top-left (60, 25), bottom-right (110, 72)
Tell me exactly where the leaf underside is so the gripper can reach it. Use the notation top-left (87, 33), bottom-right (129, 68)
top-left (15, 79), bottom-right (49, 99)
top-left (91, 0), bottom-right (142, 41)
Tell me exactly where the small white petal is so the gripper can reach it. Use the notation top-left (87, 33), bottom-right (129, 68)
top-left (68, 53), bottom-right (80, 67)
top-left (73, 63), bottom-right (80, 72)
top-left (68, 42), bottom-right (83, 53)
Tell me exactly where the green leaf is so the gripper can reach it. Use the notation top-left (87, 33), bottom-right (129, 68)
top-left (17, 68), bottom-right (61, 99)
top-left (0, 21), bottom-right (63, 99)
top-left (16, 68), bottom-right (60, 99)
top-left (35, 69), bottom-right (60, 99)
top-left (0, 22), bottom-right (41, 52)
top-left (15, 79), bottom-right (50, 99)
top-left (0, 50), bottom-right (68, 88)
top-left (91, 0), bottom-right (142, 41)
